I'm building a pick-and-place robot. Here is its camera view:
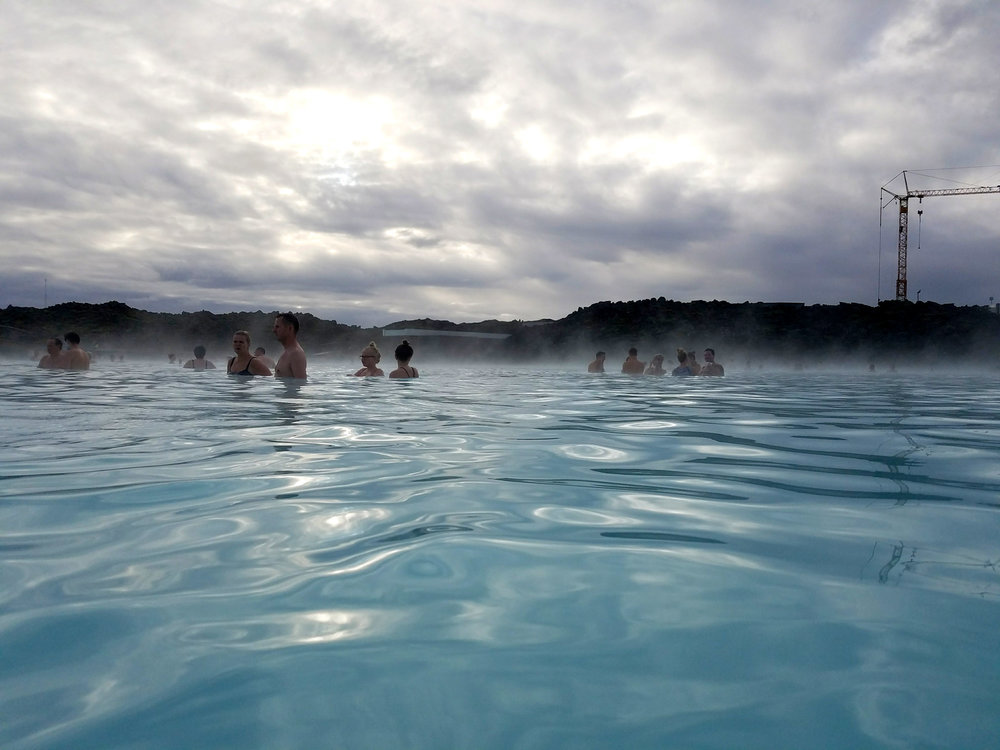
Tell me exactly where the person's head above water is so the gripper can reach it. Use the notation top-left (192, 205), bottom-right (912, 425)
top-left (273, 313), bottom-right (299, 346)
top-left (394, 340), bottom-right (413, 362)
top-left (360, 341), bottom-right (381, 363)
top-left (194, 345), bottom-right (206, 359)
top-left (276, 312), bottom-right (299, 333)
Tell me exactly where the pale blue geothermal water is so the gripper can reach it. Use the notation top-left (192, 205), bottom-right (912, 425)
top-left (2, 362), bottom-right (999, 749)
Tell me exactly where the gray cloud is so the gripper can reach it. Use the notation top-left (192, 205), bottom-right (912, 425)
top-left (1, 0), bottom-right (998, 325)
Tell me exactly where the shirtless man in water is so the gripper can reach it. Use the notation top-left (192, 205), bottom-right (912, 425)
top-left (587, 351), bottom-right (606, 373)
top-left (273, 312), bottom-right (307, 379)
top-left (38, 338), bottom-right (65, 368)
top-left (621, 347), bottom-right (645, 375)
top-left (253, 347), bottom-right (276, 370)
top-left (63, 332), bottom-right (91, 370)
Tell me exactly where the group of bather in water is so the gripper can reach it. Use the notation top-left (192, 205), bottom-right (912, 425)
top-left (36, 331), bottom-right (93, 371)
top-left (40, 312), bottom-right (417, 380)
top-left (588, 347), bottom-right (725, 376)
top-left (39, 313), bottom-right (718, 380)
top-left (175, 313), bottom-right (417, 379)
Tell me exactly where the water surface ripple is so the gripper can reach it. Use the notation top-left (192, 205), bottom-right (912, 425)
top-left (2, 363), bottom-right (998, 749)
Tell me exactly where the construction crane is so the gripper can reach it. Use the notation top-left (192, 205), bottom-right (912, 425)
top-left (881, 171), bottom-right (1000, 301)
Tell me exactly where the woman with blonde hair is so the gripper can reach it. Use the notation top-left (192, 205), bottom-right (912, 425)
top-left (645, 353), bottom-right (666, 375)
top-left (227, 330), bottom-right (272, 376)
top-left (354, 341), bottom-right (384, 376)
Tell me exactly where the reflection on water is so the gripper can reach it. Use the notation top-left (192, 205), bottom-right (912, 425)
top-left (1, 362), bottom-right (999, 749)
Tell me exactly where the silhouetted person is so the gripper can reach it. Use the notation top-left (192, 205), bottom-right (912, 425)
top-left (686, 350), bottom-right (702, 375)
top-left (63, 332), bottom-right (90, 370)
top-left (183, 345), bottom-right (216, 370)
top-left (645, 354), bottom-right (666, 375)
top-left (38, 338), bottom-right (65, 369)
top-left (253, 346), bottom-right (276, 370)
top-left (700, 348), bottom-right (725, 376)
top-left (621, 347), bottom-right (645, 375)
top-left (588, 351), bottom-right (606, 373)
top-left (671, 349), bottom-right (692, 376)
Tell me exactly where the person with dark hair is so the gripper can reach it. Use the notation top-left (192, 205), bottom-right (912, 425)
top-left (686, 350), bottom-right (702, 375)
top-left (63, 331), bottom-right (90, 370)
top-left (621, 347), bottom-right (645, 375)
top-left (389, 340), bottom-right (418, 379)
top-left (273, 312), bottom-right (306, 379)
top-left (183, 345), bottom-right (216, 370)
top-left (587, 351), bottom-right (606, 373)
top-left (227, 331), bottom-right (272, 376)
top-left (38, 338), bottom-right (65, 369)
top-left (700, 348), bottom-right (725, 376)
top-left (253, 346), bottom-right (276, 370)
top-left (671, 348), bottom-right (692, 376)
top-left (354, 342), bottom-right (385, 376)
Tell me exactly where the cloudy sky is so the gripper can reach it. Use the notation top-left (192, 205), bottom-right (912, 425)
top-left (2, 0), bottom-right (998, 325)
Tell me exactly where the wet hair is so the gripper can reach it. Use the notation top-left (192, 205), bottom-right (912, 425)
top-left (652, 353), bottom-right (664, 362)
top-left (361, 341), bottom-right (381, 362)
top-left (277, 312), bottom-right (299, 334)
top-left (254, 347), bottom-right (266, 355)
top-left (234, 330), bottom-right (251, 346)
top-left (394, 340), bottom-right (414, 361)
top-left (628, 347), bottom-right (638, 356)
top-left (49, 337), bottom-right (63, 349)
top-left (194, 345), bottom-right (206, 358)
top-left (64, 331), bottom-right (80, 345)
top-left (676, 348), bottom-right (688, 363)
top-left (704, 348), bottom-right (715, 356)
top-left (596, 351), bottom-right (605, 358)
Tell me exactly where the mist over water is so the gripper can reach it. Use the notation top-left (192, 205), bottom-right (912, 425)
top-left (2, 361), bottom-right (999, 749)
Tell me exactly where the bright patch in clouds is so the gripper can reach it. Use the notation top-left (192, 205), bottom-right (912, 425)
top-left (282, 91), bottom-right (395, 159)
top-left (1, 1), bottom-right (998, 323)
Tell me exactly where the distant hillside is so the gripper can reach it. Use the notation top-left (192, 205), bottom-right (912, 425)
top-left (3, 298), bottom-right (999, 367)
top-left (505, 298), bottom-right (1000, 367)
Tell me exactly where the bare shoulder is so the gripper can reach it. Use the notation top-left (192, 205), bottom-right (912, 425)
top-left (66, 350), bottom-right (91, 370)
top-left (276, 346), bottom-right (307, 378)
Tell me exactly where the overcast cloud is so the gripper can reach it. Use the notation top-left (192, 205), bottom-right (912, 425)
top-left (1, 0), bottom-right (998, 325)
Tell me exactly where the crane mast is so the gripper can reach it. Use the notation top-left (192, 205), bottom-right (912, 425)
top-left (882, 172), bottom-right (1000, 301)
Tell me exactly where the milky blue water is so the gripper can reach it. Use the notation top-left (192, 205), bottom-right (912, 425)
top-left (2, 362), bottom-right (999, 749)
